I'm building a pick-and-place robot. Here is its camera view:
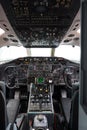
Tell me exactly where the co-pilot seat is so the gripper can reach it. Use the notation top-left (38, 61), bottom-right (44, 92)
top-left (61, 87), bottom-right (79, 130)
top-left (0, 81), bottom-right (20, 130)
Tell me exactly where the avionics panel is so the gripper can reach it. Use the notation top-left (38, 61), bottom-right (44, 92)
top-left (1, 0), bottom-right (80, 47)
top-left (3, 57), bottom-right (79, 87)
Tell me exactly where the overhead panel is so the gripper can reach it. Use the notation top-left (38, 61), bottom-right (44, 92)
top-left (1, 0), bottom-right (80, 48)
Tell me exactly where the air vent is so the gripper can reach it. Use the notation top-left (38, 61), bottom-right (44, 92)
top-left (68, 34), bottom-right (75, 37)
top-left (64, 39), bottom-right (72, 42)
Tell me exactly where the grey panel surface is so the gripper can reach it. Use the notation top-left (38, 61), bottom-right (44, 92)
top-left (61, 98), bottom-right (71, 123)
top-left (7, 99), bottom-right (19, 123)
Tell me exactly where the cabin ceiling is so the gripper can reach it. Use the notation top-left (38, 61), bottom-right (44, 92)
top-left (0, 4), bottom-right (22, 47)
top-left (61, 10), bottom-right (80, 46)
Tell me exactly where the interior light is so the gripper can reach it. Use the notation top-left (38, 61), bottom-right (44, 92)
top-left (0, 28), bottom-right (5, 36)
top-left (49, 80), bottom-right (52, 83)
top-left (77, 29), bottom-right (80, 34)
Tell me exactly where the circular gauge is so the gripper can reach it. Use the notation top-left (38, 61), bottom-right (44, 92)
top-left (28, 64), bottom-right (34, 71)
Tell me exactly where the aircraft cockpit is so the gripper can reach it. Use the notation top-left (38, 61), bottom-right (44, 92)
top-left (0, 0), bottom-right (81, 130)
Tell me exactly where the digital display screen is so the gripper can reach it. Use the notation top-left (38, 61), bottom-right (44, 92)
top-left (37, 77), bottom-right (44, 84)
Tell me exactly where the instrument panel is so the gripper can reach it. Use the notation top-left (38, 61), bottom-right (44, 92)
top-left (28, 64), bottom-right (52, 71)
top-left (2, 57), bottom-right (79, 87)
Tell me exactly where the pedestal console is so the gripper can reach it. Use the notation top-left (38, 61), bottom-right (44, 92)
top-left (28, 83), bottom-right (54, 130)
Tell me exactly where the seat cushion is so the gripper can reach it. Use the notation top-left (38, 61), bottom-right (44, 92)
top-left (7, 99), bottom-right (20, 123)
top-left (61, 98), bottom-right (71, 123)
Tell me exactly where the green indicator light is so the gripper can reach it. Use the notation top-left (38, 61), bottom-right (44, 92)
top-left (37, 77), bottom-right (44, 83)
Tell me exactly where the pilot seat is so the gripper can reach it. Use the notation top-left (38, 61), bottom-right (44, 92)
top-left (0, 81), bottom-right (20, 130)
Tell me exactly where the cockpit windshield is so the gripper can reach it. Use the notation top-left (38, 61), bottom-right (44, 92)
top-left (0, 45), bottom-right (80, 64)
